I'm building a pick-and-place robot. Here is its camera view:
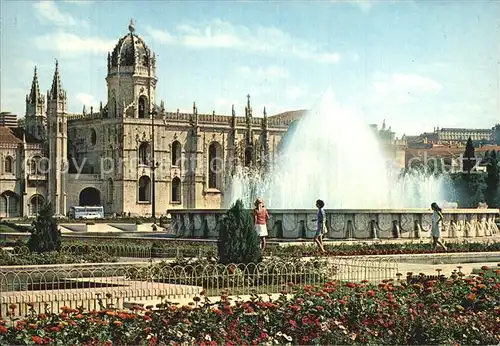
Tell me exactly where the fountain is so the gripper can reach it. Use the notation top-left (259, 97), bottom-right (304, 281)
top-left (226, 88), bottom-right (449, 209)
top-left (169, 88), bottom-right (499, 240)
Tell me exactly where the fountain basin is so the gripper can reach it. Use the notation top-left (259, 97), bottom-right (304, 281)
top-left (170, 209), bottom-right (500, 239)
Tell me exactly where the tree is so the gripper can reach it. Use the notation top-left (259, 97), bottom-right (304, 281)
top-left (493, 124), bottom-right (500, 145)
top-left (462, 137), bottom-right (476, 173)
top-left (449, 172), bottom-right (488, 208)
top-left (27, 202), bottom-right (61, 253)
top-left (217, 199), bottom-right (261, 265)
top-left (485, 150), bottom-right (499, 207)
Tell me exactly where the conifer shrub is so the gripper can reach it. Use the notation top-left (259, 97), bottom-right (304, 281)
top-left (27, 203), bottom-right (61, 253)
top-left (217, 199), bottom-right (261, 265)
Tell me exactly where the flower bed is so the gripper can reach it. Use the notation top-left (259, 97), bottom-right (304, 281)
top-left (0, 247), bottom-right (116, 266)
top-left (0, 267), bottom-right (498, 345)
top-left (1, 238), bottom-right (499, 266)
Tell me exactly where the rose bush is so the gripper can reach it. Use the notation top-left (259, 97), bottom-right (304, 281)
top-left (0, 267), bottom-right (498, 345)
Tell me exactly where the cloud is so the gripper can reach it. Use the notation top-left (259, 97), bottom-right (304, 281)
top-left (391, 73), bottom-right (442, 92)
top-left (237, 65), bottom-right (289, 80)
top-left (344, 0), bottom-right (415, 13)
top-left (0, 88), bottom-right (26, 113)
top-left (285, 86), bottom-right (308, 100)
top-left (64, 0), bottom-right (94, 4)
top-left (33, 0), bottom-right (88, 27)
top-left (368, 72), bottom-right (442, 106)
top-left (213, 97), bottom-right (242, 113)
top-left (75, 92), bottom-right (99, 109)
top-left (347, 0), bottom-right (374, 13)
top-left (212, 96), bottom-right (288, 117)
top-left (34, 32), bottom-right (116, 56)
top-left (145, 27), bottom-right (175, 44)
top-left (146, 19), bottom-right (341, 64)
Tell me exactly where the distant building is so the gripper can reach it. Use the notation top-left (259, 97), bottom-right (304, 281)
top-left (0, 112), bottom-right (18, 128)
top-left (436, 127), bottom-right (492, 142)
top-left (405, 127), bottom-right (494, 147)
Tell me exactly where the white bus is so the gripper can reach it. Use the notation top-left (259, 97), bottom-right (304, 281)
top-left (69, 206), bottom-right (104, 219)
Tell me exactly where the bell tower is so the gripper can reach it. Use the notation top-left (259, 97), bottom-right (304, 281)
top-left (46, 60), bottom-right (68, 215)
top-left (105, 20), bottom-right (157, 119)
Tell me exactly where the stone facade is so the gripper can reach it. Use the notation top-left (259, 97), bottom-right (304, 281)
top-left (0, 21), bottom-right (295, 217)
top-left (0, 127), bottom-right (46, 217)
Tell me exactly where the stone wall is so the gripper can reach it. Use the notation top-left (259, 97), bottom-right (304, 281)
top-left (169, 209), bottom-right (500, 239)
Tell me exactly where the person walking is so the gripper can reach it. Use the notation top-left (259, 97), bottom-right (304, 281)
top-left (312, 199), bottom-right (327, 253)
top-left (431, 202), bottom-right (448, 251)
top-left (253, 198), bottom-right (269, 252)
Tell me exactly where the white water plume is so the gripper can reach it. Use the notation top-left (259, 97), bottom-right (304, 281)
top-left (226, 88), bottom-right (449, 209)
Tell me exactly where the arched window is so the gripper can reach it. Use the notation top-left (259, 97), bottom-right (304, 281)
top-left (138, 176), bottom-right (151, 202)
top-left (90, 129), bottom-right (97, 146)
top-left (208, 142), bottom-right (222, 189)
top-left (171, 141), bottom-right (182, 167)
top-left (4, 156), bottom-right (13, 173)
top-left (138, 142), bottom-right (150, 165)
top-left (171, 177), bottom-right (181, 203)
top-left (29, 194), bottom-right (44, 216)
top-left (107, 145), bottom-right (115, 170)
top-left (30, 156), bottom-right (43, 175)
top-left (111, 98), bottom-right (117, 118)
top-left (138, 96), bottom-right (148, 118)
top-left (107, 178), bottom-right (114, 204)
top-left (0, 191), bottom-right (19, 218)
top-left (245, 147), bottom-right (253, 167)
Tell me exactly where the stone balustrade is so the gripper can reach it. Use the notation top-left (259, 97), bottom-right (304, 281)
top-left (169, 209), bottom-right (500, 239)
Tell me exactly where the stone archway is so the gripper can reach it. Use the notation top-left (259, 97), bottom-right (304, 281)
top-left (79, 187), bottom-right (101, 206)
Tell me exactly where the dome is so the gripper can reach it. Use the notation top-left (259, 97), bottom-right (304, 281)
top-left (109, 20), bottom-right (153, 68)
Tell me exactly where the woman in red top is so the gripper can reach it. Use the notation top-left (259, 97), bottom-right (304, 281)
top-left (253, 198), bottom-right (269, 251)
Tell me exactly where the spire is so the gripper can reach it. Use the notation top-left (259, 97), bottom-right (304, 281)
top-left (231, 104), bottom-right (236, 129)
top-left (160, 100), bottom-right (165, 115)
top-left (245, 94), bottom-right (252, 119)
top-left (28, 66), bottom-right (41, 103)
top-left (190, 101), bottom-right (197, 127)
top-left (262, 106), bottom-right (268, 130)
top-left (49, 59), bottom-right (65, 101)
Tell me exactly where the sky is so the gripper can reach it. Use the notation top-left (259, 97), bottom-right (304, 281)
top-left (0, 0), bottom-right (499, 136)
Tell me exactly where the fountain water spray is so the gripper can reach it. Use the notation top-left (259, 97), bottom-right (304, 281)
top-left (226, 88), bottom-right (450, 209)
